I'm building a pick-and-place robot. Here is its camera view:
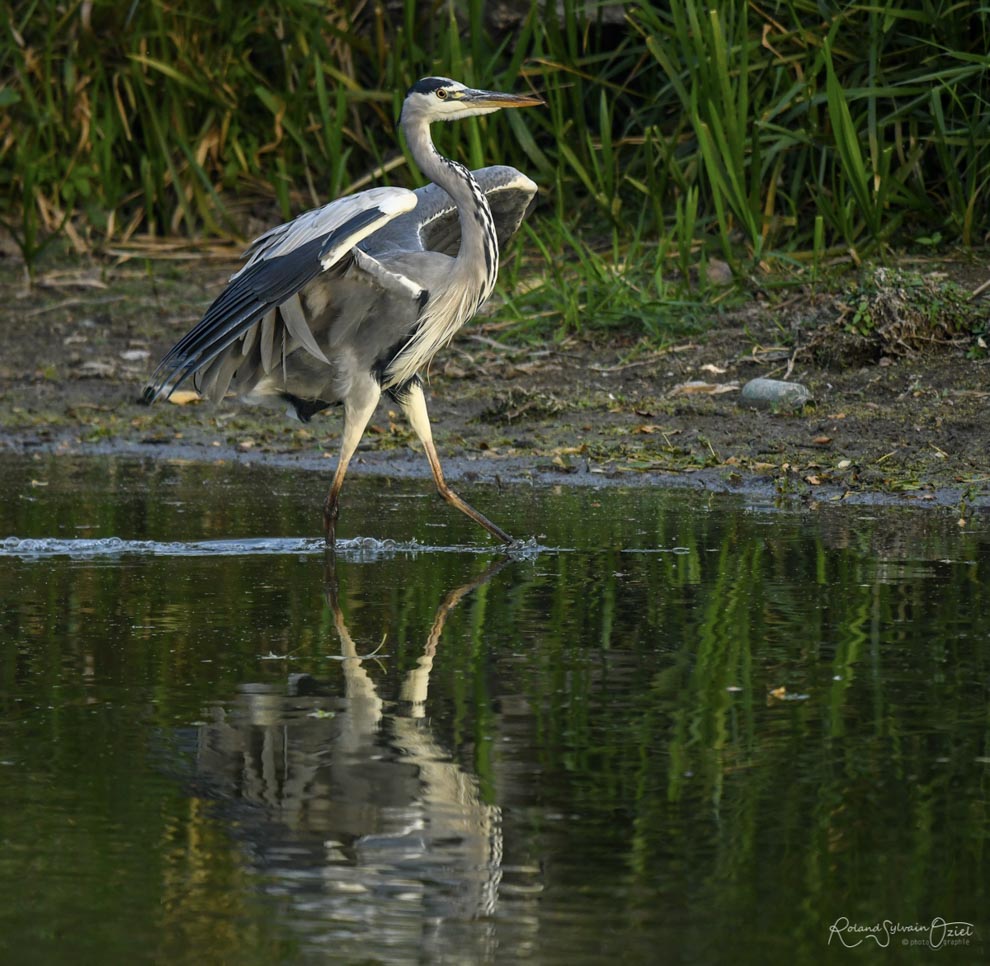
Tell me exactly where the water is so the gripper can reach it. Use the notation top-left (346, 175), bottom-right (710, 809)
top-left (0, 454), bottom-right (987, 964)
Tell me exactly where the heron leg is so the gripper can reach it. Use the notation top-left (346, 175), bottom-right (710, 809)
top-left (397, 380), bottom-right (513, 544)
top-left (324, 379), bottom-right (381, 546)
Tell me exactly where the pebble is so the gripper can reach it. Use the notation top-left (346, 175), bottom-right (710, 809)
top-left (740, 377), bottom-right (813, 411)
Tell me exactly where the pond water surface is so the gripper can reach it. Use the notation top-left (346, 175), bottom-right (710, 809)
top-left (0, 455), bottom-right (987, 964)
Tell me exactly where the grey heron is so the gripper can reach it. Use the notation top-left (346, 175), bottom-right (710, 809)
top-left (144, 77), bottom-right (543, 546)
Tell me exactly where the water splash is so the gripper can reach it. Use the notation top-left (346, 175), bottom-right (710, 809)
top-left (0, 535), bottom-right (323, 559)
top-left (0, 535), bottom-right (551, 560)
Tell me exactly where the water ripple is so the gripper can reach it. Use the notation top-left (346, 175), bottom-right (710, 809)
top-left (0, 535), bottom-right (549, 560)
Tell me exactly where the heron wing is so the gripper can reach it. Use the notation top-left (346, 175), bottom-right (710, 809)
top-left (145, 187), bottom-right (417, 401)
top-left (361, 165), bottom-right (538, 259)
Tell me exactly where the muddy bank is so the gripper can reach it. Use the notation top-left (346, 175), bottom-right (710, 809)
top-left (2, 258), bottom-right (988, 511)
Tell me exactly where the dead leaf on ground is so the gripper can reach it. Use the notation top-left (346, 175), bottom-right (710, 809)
top-left (74, 360), bottom-right (116, 379)
top-left (744, 345), bottom-right (791, 362)
top-left (669, 380), bottom-right (739, 396)
top-left (36, 270), bottom-right (109, 290)
top-left (120, 349), bottom-right (150, 362)
top-left (167, 390), bottom-right (202, 406)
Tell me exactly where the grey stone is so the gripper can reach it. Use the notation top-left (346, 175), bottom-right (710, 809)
top-left (740, 377), bottom-right (813, 411)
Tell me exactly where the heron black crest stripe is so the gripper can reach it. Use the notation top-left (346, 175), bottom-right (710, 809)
top-left (407, 76), bottom-right (454, 97)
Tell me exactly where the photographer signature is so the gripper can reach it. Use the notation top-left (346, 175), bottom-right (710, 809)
top-left (828, 916), bottom-right (975, 949)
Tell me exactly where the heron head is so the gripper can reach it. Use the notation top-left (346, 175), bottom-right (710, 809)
top-left (401, 76), bottom-right (544, 124)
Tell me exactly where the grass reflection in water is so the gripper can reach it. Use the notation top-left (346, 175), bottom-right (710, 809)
top-left (0, 456), bottom-right (986, 964)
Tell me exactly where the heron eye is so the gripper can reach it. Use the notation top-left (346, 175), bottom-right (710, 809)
top-left (436, 89), bottom-right (448, 99)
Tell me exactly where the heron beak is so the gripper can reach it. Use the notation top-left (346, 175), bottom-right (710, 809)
top-left (461, 88), bottom-right (546, 110)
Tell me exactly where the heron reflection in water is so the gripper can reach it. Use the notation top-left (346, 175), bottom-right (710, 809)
top-left (189, 558), bottom-right (532, 958)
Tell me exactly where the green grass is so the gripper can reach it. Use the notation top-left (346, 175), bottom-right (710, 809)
top-left (2, 0), bottom-right (989, 336)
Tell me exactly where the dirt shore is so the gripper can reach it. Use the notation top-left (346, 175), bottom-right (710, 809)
top-left (2, 256), bottom-right (988, 510)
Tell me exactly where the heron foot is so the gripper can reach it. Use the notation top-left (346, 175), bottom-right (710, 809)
top-left (499, 536), bottom-right (541, 557)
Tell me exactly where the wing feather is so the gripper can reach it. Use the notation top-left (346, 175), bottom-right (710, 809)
top-left (239, 321), bottom-right (258, 358)
top-left (145, 167), bottom-right (538, 405)
top-left (145, 188), bottom-right (417, 401)
top-left (361, 165), bottom-right (537, 259)
top-left (280, 292), bottom-right (329, 364)
top-left (194, 349), bottom-right (242, 404)
top-left (259, 309), bottom-right (276, 373)
top-left (235, 188), bottom-right (416, 276)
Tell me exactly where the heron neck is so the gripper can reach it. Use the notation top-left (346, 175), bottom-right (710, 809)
top-left (403, 116), bottom-right (497, 299)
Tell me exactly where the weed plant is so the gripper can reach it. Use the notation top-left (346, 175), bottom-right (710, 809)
top-left (2, 0), bottom-right (988, 336)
